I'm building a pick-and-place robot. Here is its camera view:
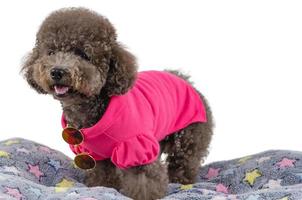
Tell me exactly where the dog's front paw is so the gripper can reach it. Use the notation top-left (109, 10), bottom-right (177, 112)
top-left (119, 160), bottom-right (168, 200)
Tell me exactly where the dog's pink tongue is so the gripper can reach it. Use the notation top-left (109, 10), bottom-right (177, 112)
top-left (54, 86), bottom-right (69, 95)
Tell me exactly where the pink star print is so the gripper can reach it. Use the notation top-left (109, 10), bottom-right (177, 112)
top-left (5, 187), bottom-right (23, 200)
top-left (216, 183), bottom-right (228, 194)
top-left (205, 167), bottom-right (220, 179)
top-left (28, 164), bottom-right (44, 179)
top-left (39, 146), bottom-right (51, 153)
top-left (276, 158), bottom-right (296, 169)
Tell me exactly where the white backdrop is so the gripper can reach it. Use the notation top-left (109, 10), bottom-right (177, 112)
top-left (0, 0), bottom-right (301, 164)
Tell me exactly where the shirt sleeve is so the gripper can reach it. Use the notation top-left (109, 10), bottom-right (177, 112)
top-left (111, 134), bottom-right (160, 169)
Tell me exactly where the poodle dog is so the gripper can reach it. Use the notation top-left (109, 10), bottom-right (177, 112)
top-left (22, 8), bottom-right (214, 200)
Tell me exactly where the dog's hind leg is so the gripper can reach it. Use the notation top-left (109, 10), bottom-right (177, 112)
top-left (161, 122), bottom-right (213, 184)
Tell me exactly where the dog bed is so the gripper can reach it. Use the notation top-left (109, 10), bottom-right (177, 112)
top-left (0, 138), bottom-right (302, 200)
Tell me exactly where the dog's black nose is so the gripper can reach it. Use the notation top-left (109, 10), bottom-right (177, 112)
top-left (50, 68), bottom-right (66, 81)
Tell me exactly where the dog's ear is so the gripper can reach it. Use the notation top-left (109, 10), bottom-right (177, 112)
top-left (21, 48), bottom-right (47, 94)
top-left (104, 44), bottom-right (137, 96)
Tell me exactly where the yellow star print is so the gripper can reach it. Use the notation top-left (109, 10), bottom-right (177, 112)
top-left (238, 155), bottom-right (252, 164)
top-left (4, 140), bottom-right (20, 146)
top-left (244, 169), bottom-right (262, 186)
top-left (180, 184), bottom-right (193, 190)
top-left (55, 178), bottom-right (74, 193)
top-left (279, 196), bottom-right (289, 200)
top-left (0, 150), bottom-right (9, 158)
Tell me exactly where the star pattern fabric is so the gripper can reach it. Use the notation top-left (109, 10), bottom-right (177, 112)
top-left (5, 187), bottom-right (23, 200)
top-left (238, 156), bottom-right (252, 164)
top-left (67, 191), bottom-right (80, 198)
top-left (257, 156), bottom-right (271, 164)
top-left (39, 146), bottom-right (52, 153)
top-left (0, 138), bottom-right (153, 199)
top-left (295, 172), bottom-right (302, 181)
top-left (216, 183), bottom-right (228, 194)
top-left (0, 174), bottom-right (6, 181)
top-left (227, 194), bottom-right (238, 200)
top-left (244, 169), bottom-right (262, 186)
top-left (180, 184), bottom-right (193, 190)
top-left (55, 178), bottom-right (74, 193)
top-left (17, 147), bottom-right (30, 154)
top-left (1, 138), bottom-right (302, 199)
top-left (212, 196), bottom-right (227, 200)
top-left (48, 159), bottom-right (62, 171)
top-left (0, 151), bottom-right (9, 158)
top-left (28, 164), bottom-right (44, 179)
top-left (28, 187), bottom-right (42, 197)
top-left (278, 196), bottom-right (289, 200)
top-left (276, 158), bottom-right (296, 169)
top-left (222, 168), bottom-right (234, 176)
top-left (4, 140), bottom-right (20, 146)
top-left (0, 166), bottom-right (20, 175)
top-left (245, 194), bottom-right (260, 200)
top-left (205, 167), bottom-right (220, 179)
top-left (262, 179), bottom-right (282, 189)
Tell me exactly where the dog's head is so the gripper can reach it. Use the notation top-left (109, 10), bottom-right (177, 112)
top-left (22, 8), bottom-right (137, 103)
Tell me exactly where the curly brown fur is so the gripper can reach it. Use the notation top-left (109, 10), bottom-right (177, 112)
top-left (22, 8), bottom-right (137, 128)
top-left (21, 8), bottom-right (213, 200)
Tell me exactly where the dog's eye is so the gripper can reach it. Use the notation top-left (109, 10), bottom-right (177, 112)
top-left (74, 48), bottom-right (90, 61)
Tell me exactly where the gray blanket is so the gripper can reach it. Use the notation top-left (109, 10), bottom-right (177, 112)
top-left (0, 138), bottom-right (302, 200)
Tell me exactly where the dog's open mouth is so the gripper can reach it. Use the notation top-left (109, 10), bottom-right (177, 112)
top-left (52, 85), bottom-right (71, 97)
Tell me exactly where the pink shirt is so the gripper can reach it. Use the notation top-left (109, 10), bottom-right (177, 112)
top-left (62, 70), bottom-right (207, 169)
